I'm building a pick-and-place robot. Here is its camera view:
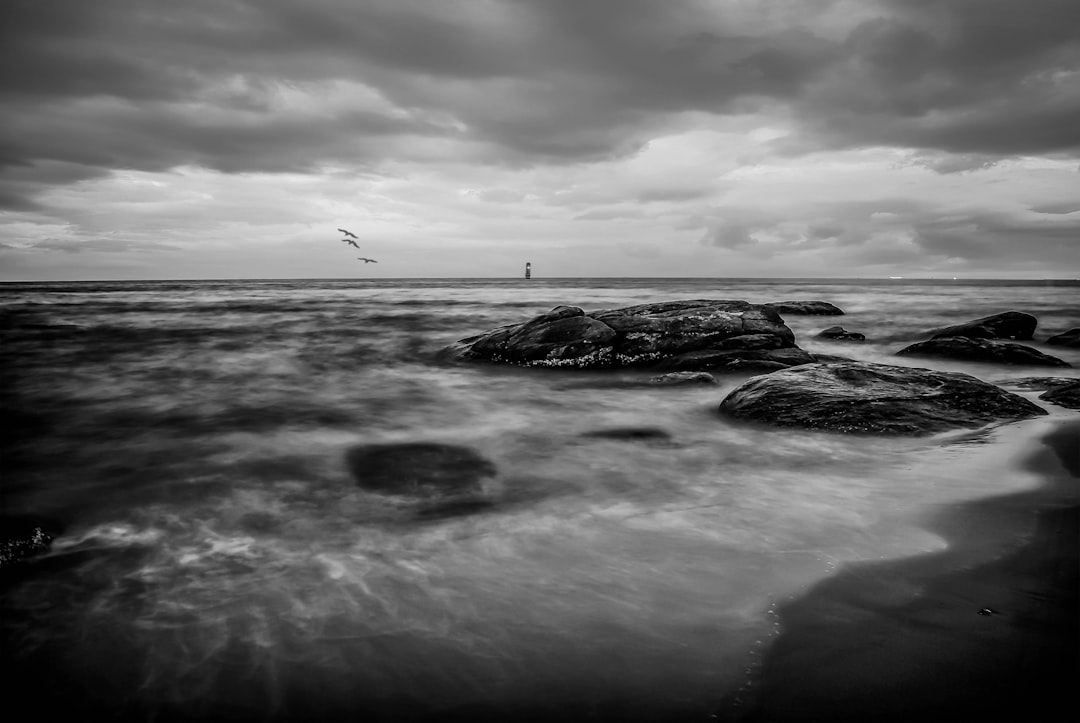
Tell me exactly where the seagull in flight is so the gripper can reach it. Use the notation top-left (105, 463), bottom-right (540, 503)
top-left (357, 257), bottom-right (378, 263)
top-left (341, 238), bottom-right (360, 249)
top-left (338, 228), bottom-right (358, 239)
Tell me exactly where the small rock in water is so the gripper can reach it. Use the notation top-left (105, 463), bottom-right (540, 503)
top-left (345, 442), bottom-right (497, 497)
top-left (582, 427), bottom-right (672, 442)
top-left (815, 326), bottom-right (866, 342)
top-left (896, 337), bottom-right (1071, 367)
top-left (1039, 381), bottom-right (1080, 409)
top-left (926, 311), bottom-right (1038, 341)
top-left (1046, 328), bottom-right (1080, 347)
top-left (764, 300), bottom-right (845, 315)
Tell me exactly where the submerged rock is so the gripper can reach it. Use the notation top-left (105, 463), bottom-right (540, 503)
top-left (927, 311), bottom-right (1037, 341)
top-left (815, 326), bottom-right (865, 342)
top-left (581, 427), bottom-right (673, 442)
top-left (442, 299), bottom-right (800, 371)
top-left (1046, 328), bottom-right (1080, 347)
top-left (1040, 381), bottom-right (1080, 410)
top-left (896, 337), bottom-right (1071, 367)
top-left (717, 361), bottom-right (1047, 435)
top-left (764, 300), bottom-right (845, 315)
top-left (345, 442), bottom-right (497, 497)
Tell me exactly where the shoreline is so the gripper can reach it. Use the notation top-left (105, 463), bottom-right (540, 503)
top-left (723, 419), bottom-right (1079, 723)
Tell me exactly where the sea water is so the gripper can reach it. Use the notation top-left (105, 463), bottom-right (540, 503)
top-left (2, 278), bottom-right (1078, 719)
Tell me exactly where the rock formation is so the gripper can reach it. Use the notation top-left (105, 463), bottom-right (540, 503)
top-left (896, 337), bottom-right (1070, 367)
top-left (815, 326), bottom-right (865, 342)
top-left (717, 361), bottom-right (1047, 435)
top-left (926, 311), bottom-right (1037, 341)
top-left (1046, 328), bottom-right (1080, 347)
top-left (442, 300), bottom-right (805, 371)
top-left (1039, 381), bottom-right (1080, 410)
top-left (764, 300), bottom-right (845, 315)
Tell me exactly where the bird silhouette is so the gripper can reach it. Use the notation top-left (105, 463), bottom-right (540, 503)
top-left (357, 257), bottom-right (378, 263)
top-left (338, 228), bottom-right (358, 239)
top-left (341, 238), bottom-right (360, 249)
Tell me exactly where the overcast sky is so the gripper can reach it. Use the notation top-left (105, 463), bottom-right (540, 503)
top-left (1, 0), bottom-right (1078, 280)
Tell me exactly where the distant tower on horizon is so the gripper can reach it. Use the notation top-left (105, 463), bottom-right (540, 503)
top-left (525, 262), bottom-right (532, 279)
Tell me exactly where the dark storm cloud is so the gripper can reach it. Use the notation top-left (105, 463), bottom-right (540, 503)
top-left (794, 0), bottom-right (1080, 158)
top-left (2, 0), bottom-right (1078, 209)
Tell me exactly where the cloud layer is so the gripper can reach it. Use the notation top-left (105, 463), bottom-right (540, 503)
top-left (2, 0), bottom-right (1078, 278)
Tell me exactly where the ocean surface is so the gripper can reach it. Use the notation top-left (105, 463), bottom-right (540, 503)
top-left (2, 277), bottom-right (1078, 721)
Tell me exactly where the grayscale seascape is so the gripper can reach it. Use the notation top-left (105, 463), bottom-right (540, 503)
top-left (2, 277), bottom-right (1077, 720)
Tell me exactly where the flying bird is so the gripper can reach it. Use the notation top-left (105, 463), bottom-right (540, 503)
top-left (338, 228), bottom-right (358, 239)
top-left (357, 257), bottom-right (378, 263)
top-left (341, 238), bottom-right (360, 249)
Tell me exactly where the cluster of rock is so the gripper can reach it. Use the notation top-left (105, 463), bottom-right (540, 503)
top-left (336, 301), bottom-right (1078, 507)
top-left (437, 301), bottom-right (1076, 440)
top-left (440, 300), bottom-right (816, 373)
top-left (895, 311), bottom-right (1071, 367)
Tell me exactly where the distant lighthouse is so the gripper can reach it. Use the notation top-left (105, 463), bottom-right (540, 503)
top-left (525, 262), bottom-right (532, 279)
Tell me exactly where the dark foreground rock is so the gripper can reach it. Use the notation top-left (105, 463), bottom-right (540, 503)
top-left (815, 326), bottom-right (865, 342)
top-left (897, 337), bottom-right (1071, 367)
top-left (442, 300), bottom-right (800, 370)
top-left (717, 361), bottom-right (1047, 435)
top-left (1046, 328), bottom-right (1080, 347)
top-left (345, 442), bottom-right (496, 497)
top-left (927, 311), bottom-right (1037, 341)
top-left (765, 300), bottom-right (845, 315)
top-left (1040, 381), bottom-right (1080, 410)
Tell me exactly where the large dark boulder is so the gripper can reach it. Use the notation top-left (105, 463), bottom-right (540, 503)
top-left (896, 337), bottom-right (1071, 367)
top-left (442, 300), bottom-right (800, 370)
top-left (345, 442), bottom-right (497, 497)
top-left (717, 361), bottom-right (1048, 435)
top-left (1046, 328), bottom-right (1080, 347)
top-left (1040, 381), bottom-right (1080, 410)
top-left (927, 311), bottom-right (1037, 341)
top-left (765, 300), bottom-right (845, 315)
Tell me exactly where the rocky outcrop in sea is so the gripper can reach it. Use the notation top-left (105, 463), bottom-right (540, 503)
top-left (717, 361), bottom-right (1048, 435)
top-left (441, 300), bottom-right (806, 371)
top-left (896, 337), bottom-right (1071, 367)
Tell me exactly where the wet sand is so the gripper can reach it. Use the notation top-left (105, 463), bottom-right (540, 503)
top-left (725, 420), bottom-right (1079, 723)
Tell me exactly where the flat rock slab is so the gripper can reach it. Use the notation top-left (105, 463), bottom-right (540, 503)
top-left (765, 300), bottom-right (845, 315)
top-left (927, 311), bottom-right (1037, 341)
top-left (346, 442), bottom-right (497, 497)
top-left (442, 299), bottom-right (799, 370)
top-left (897, 337), bottom-right (1071, 367)
top-left (717, 361), bottom-right (1048, 435)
